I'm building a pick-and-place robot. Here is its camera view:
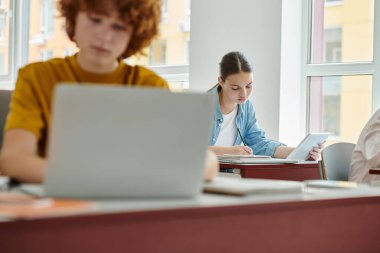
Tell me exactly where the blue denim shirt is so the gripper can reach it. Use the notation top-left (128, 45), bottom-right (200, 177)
top-left (208, 86), bottom-right (285, 157)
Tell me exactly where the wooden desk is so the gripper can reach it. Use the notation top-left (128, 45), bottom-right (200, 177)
top-left (220, 162), bottom-right (321, 181)
top-left (1, 187), bottom-right (380, 253)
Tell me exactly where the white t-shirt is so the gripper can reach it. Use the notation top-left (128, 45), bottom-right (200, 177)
top-left (349, 109), bottom-right (380, 183)
top-left (215, 106), bottom-right (238, 146)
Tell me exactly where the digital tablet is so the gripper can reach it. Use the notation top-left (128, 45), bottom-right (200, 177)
top-left (287, 133), bottom-right (329, 160)
top-left (304, 180), bottom-right (357, 189)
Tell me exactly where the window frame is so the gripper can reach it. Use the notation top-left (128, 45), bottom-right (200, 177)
top-left (301, 0), bottom-right (380, 133)
top-left (40, 0), bottom-right (55, 36)
top-left (0, 0), bottom-right (29, 89)
top-left (148, 64), bottom-right (189, 86)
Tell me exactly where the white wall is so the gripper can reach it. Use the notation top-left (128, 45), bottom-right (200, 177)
top-left (189, 0), bottom-right (283, 140)
top-left (279, 0), bottom-right (304, 146)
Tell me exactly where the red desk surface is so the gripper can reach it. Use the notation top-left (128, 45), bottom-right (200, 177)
top-left (220, 162), bottom-right (321, 181)
top-left (369, 168), bottom-right (380, 175)
top-left (1, 196), bottom-right (380, 253)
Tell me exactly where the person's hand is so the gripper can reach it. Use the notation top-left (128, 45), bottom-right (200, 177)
top-left (208, 146), bottom-right (253, 156)
top-left (228, 145), bottom-right (253, 155)
top-left (204, 150), bottom-right (219, 181)
top-left (307, 141), bottom-right (325, 161)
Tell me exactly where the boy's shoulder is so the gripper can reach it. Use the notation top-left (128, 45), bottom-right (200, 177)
top-left (122, 63), bottom-right (168, 88)
top-left (125, 64), bottom-right (158, 77)
top-left (20, 56), bottom-right (72, 73)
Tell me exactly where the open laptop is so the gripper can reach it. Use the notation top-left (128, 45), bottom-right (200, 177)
top-left (44, 84), bottom-right (214, 198)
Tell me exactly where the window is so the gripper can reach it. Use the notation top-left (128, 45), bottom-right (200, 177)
top-left (0, 0), bottom-right (189, 90)
top-left (185, 0), bottom-right (191, 16)
top-left (161, 0), bottom-right (168, 21)
top-left (63, 47), bottom-right (74, 57)
top-left (304, 0), bottom-right (378, 144)
top-left (0, 0), bottom-right (9, 80)
top-left (325, 0), bottom-right (343, 8)
top-left (184, 39), bottom-right (189, 64)
top-left (128, 0), bottom-right (190, 89)
top-left (40, 0), bottom-right (55, 36)
top-left (0, 53), bottom-right (4, 75)
top-left (309, 75), bottom-right (372, 142)
top-left (40, 49), bottom-right (53, 61)
top-left (0, 7), bottom-right (6, 40)
top-left (29, 0), bottom-right (77, 63)
top-left (324, 28), bottom-right (342, 63)
top-left (149, 40), bottom-right (167, 65)
top-left (310, 0), bottom-right (374, 64)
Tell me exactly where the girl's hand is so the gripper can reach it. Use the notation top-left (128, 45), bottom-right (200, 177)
top-left (229, 145), bottom-right (253, 155)
top-left (208, 145), bottom-right (253, 156)
top-left (308, 142), bottom-right (325, 161)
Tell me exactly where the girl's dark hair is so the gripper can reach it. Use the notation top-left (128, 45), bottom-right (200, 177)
top-left (209, 51), bottom-right (252, 92)
top-left (219, 51), bottom-right (252, 80)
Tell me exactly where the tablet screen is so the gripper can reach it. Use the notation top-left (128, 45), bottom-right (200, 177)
top-left (287, 133), bottom-right (329, 160)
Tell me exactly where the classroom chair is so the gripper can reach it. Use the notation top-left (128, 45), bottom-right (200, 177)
top-left (0, 89), bottom-right (12, 149)
top-left (320, 142), bottom-right (356, 181)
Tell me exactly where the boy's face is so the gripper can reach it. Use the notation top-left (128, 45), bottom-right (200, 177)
top-left (74, 10), bottom-right (133, 71)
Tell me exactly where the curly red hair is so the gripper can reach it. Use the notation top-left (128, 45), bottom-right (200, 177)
top-left (59, 0), bottom-right (162, 59)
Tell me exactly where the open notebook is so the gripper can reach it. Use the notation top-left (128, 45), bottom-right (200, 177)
top-left (217, 155), bottom-right (299, 164)
top-left (203, 177), bottom-right (303, 196)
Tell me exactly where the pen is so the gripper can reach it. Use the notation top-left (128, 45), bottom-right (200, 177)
top-left (237, 128), bottom-right (248, 146)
